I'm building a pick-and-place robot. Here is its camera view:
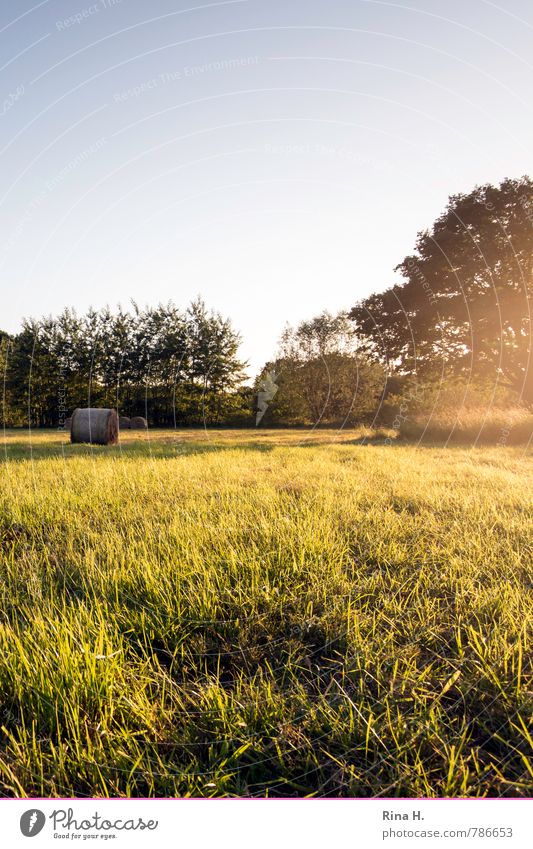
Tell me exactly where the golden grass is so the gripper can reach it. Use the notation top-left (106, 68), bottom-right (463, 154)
top-left (0, 429), bottom-right (531, 797)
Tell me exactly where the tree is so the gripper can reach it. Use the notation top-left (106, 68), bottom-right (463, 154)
top-left (2, 300), bottom-right (247, 427)
top-left (349, 177), bottom-right (533, 406)
top-left (181, 298), bottom-right (248, 424)
top-left (0, 331), bottom-right (14, 425)
top-left (256, 311), bottom-right (385, 426)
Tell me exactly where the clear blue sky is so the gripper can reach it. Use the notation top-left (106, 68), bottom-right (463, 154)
top-left (1, 0), bottom-right (532, 373)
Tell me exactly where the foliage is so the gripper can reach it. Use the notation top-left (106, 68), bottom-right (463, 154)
top-left (379, 373), bottom-right (525, 434)
top-left (350, 177), bottom-right (533, 407)
top-left (0, 300), bottom-right (247, 427)
top-left (256, 312), bottom-right (386, 426)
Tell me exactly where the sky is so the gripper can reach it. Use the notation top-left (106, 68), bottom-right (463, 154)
top-left (1, 0), bottom-right (532, 374)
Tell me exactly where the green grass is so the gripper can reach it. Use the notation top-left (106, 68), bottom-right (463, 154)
top-left (0, 428), bottom-right (531, 797)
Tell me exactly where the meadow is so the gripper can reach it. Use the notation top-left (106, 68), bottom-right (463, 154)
top-left (0, 428), bottom-right (531, 797)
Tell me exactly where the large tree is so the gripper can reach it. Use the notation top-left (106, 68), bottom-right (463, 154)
top-left (349, 177), bottom-right (533, 405)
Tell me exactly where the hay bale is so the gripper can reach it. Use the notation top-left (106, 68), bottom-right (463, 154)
top-left (70, 408), bottom-right (119, 445)
top-left (130, 416), bottom-right (148, 430)
top-left (119, 416), bottom-right (131, 429)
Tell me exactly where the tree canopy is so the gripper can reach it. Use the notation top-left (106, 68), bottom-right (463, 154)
top-left (256, 311), bottom-right (385, 427)
top-left (349, 176), bottom-right (533, 406)
top-left (1, 300), bottom-right (248, 428)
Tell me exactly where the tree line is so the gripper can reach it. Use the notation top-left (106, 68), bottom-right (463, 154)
top-left (1, 175), bottom-right (531, 430)
top-left (0, 299), bottom-right (248, 428)
top-left (256, 176), bottom-right (532, 427)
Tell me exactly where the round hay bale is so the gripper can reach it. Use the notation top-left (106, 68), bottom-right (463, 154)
top-left (119, 416), bottom-right (131, 429)
top-left (70, 408), bottom-right (119, 445)
top-left (130, 416), bottom-right (148, 430)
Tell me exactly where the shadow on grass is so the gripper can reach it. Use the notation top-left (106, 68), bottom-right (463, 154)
top-left (1, 426), bottom-right (530, 462)
top-left (0, 437), bottom-right (279, 462)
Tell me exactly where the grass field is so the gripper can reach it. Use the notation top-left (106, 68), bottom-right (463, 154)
top-left (0, 428), bottom-right (531, 797)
